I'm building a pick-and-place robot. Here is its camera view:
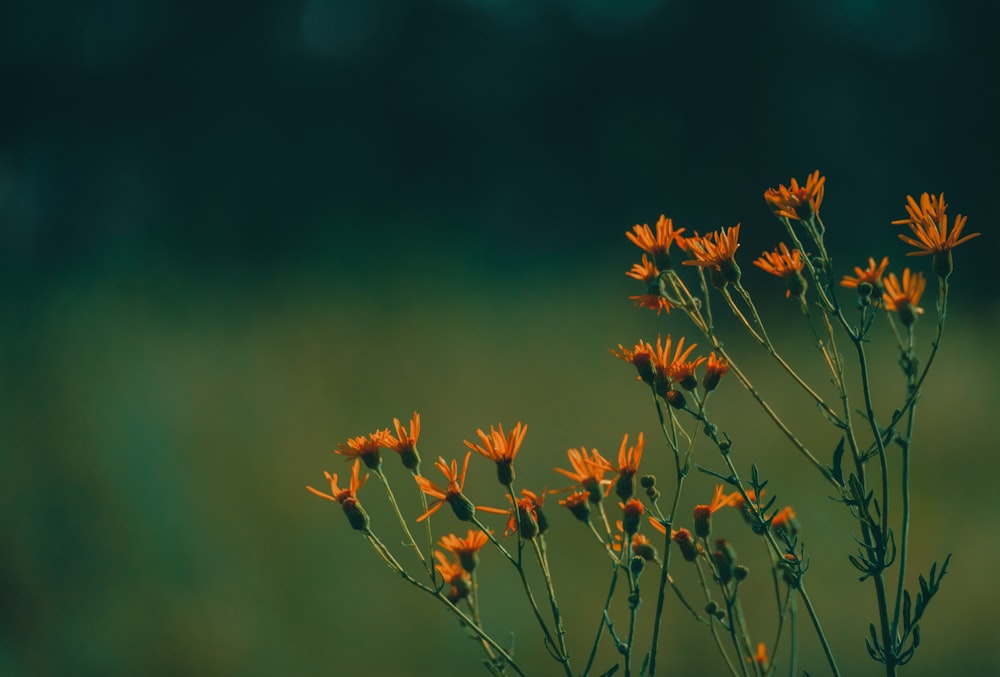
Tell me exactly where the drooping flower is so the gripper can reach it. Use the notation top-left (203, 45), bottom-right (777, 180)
top-left (882, 268), bottom-right (926, 326)
top-left (681, 225), bottom-right (743, 284)
top-left (693, 484), bottom-right (737, 538)
top-left (592, 433), bottom-right (646, 501)
top-left (626, 214), bottom-right (686, 270)
top-left (464, 421), bottom-right (528, 486)
top-left (702, 352), bottom-right (730, 393)
top-left (627, 254), bottom-right (673, 314)
top-left (764, 170), bottom-right (826, 221)
top-left (438, 529), bottom-right (489, 572)
top-left (385, 412), bottom-right (421, 471)
top-left (840, 256), bottom-right (889, 294)
top-left (753, 242), bottom-right (807, 299)
top-left (434, 551), bottom-right (473, 603)
top-left (892, 192), bottom-right (979, 278)
top-left (414, 452), bottom-right (506, 523)
top-left (335, 429), bottom-right (391, 470)
top-left (306, 459), bottom-right (371, 531)
top-left (553, 447), bottom-right (612, 504)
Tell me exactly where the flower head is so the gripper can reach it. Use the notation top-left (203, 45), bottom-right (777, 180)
top-left (553, 447), bottom-right (612, 504)
top-left (611, 339), bottom-right (657, 386)
top-left (652, 334), bottom-right (702, 396)
top-left (434, 551), bottom-right (473, 603)
top-left (614, 522), bottom-right (658, 562)
top-left (335, 429), bottom-right (391, 470)
top-left (465, 421), bottom-right (528, 486)
top-left (592, 433), bottom-right (646, 501)
top-left (414, 452), bottom-right (506, 523)
top-left (558, 490), bottom-right (592, 523)
top-left (627, 254), bottom-right (672, 315)
top-left (671, 527), bottom-right (702, 562)
top-left (882, 268), bottom-right (926, 326)
top-left (620, 498), bottom-right (645, 535)
top-left (693, 484), bottom-right (737, 538)
top-left (892, 192), bottom-right (979, 278)
top-left (505, 491), bottom-right (542, 539)
top-left (439, 529), bottom-right (489, 572)
top-left (306, 459), bottom-right (371, 531)
top-left (728, 488), bottom-right (765, 525)
top-left (764, 170), bottom-right (826, 221)
top-left (681, 225), bottom-right (742, 284)
top-left (385, 412), bottom-right (421, 471)
top-left (702, 352), bottom-right (730, 393)
top-left (754, 242), bottom-right (807, 299)
top-left (753, 643), bottom-right (769, 671)
top-left (841, 256), bottom-right (889, 295)
top-left (771, 506), bottom-right (799, 538)
top-left (626, 214), bottom-right (686, 270)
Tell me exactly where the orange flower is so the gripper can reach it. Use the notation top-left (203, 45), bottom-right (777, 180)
top-left (882, 268), bottom-right (926, 326)
top-left (626, 214), bottom-right (686, 269)
top-left (414, 452), bottom-right (506, 523)
top-left (892, 192), bottom-right (979, 278)
top-left (693, 484), bottom-right (737, 538)
top-left (611, 339), bottom-right (657, 386)
top-left (728, 488), bottom-right (765, 524)
top-left (627, 254), bottom-right (673, 315)
top-left (465, 421), bottom-right (528, 486)
top-left (753, 242), bottom-right (807, 298)
top-left (840, 256), bottom-right (889, 292)
top-left (764, 170), bottom-right (825, 221)
top-left (682, 225), bottom-right (742, 284)
top-left (753, 642), bottom-right (769, 671)
top-left (434, 551), bottom-right (473, 603)
top-left (771, 506), bottom-right (799, 538)
top-left (671, 527), bottom-right (702, 562)
top-left (621, 498), bottom-right (645, 535)
top-left (592, 433), bottom-right (646, 501)
top-left (439, 529), bottom-right (489, 572)
top-left (652, 334), bottom-right (702, 395)
top-left (614, 522), bottom-right (658, 561)
top-left (559, 490), bottom-right (592, 523)
top-left (306, 459), bottom-right (371, 531)
top-left (385, 412), bottom-right (421, 471)
top-left (335, 429), bottom-right (391, 470)
top-left (505, 490), bottom-right (543, 539)
top-left (702, 352), bottom-right (730, 393)
top-left (553, 447), bottom-right (612, 503)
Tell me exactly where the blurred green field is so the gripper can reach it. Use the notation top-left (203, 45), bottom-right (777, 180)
top-left (2, 248), bottom-right (997, 676)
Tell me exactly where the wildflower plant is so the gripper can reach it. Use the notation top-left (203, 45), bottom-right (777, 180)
top-left (305, 173), bottom-right (977, 675)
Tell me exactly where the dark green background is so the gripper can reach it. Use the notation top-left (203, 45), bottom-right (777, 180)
top-left (2, 1), bottom-right (997, 675)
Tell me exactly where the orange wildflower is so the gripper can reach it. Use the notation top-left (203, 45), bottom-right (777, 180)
top-left (614, 521), bottom-right (659, 562)
top-left (626, 214), bottom-right (686, 269)
top-left (893, 192), bottom-right (979, 278)
top-left (559, 490), bottom-right (592, 523)
top-left (434, 551), bottom-right (473, 603)
top-left (682, 225), bottom-right (743, 284)
top-left (771, 506), bottom-right (799, 538)
top-left (385, 412), bottom-right (421, 471)
top-left (882, 268), bottom-right (926, 326)
top-left (592, 433), bottom-right (645, 501)
top-left (652, 334), bottom-right (702, 397)
top-left (671, 527), bottom-right (702, 562)
top-left (728, 488), bottom-right (765, 525)
top-left (753, 642), bottom-right (769, 671)
top-left (764, 170), bottom-right (825, 221)
top-left (693, 484), bottom-right (737, 538)
top-left (414, 452), bottom-right (506, 523)
top-left (702, 352), bottom-right (730, 393)
top-left (611, 339), bottom-right (657, 386)
top-left (335, 429), bottom-right (391, 470)
top-left (465, 421), bottom-right (527, 486)
top-left (306, 459), bottom-right (371, 531)
top-left (627, 254), bottom-right (673, 315)
top-left (621, 498), bottom-right (645, 535)
top-left (841, 256), bottom-right (889, 293)
top-left (553, 447), bottom-right (613, 503)
top-left (439, 529), bottom-right (489, 572)
top-left (754, 242), bottom-right (807, 298)
top-left (505, 490), bottom-right (544, 539)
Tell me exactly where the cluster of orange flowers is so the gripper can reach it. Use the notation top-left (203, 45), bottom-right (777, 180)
top-left (626, 172), bottom-right (979, 325)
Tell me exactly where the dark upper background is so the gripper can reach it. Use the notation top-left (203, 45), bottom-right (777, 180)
top-left (2, 1), bottom-right (998, 675)
top-left (1, 0), bottom-right (996, 283)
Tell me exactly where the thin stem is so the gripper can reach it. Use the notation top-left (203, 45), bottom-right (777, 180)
top-left (531, 537), bottom-right (572, 674)
top-left (797, 584), bottom-right (842, 677)
top-left (583, 563), bottom-right (620, 677)
top-left (375, 468), bottom-right (428, 571)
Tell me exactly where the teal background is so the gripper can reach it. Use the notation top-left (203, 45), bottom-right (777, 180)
top-left (2, 1), bottom-right (998, 675)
